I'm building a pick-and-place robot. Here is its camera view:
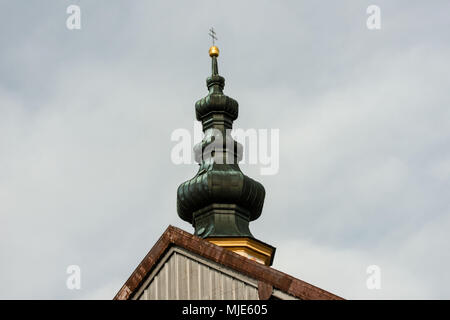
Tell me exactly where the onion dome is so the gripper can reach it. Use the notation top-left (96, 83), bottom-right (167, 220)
top-left (176, 45), bottom-right (266, 239)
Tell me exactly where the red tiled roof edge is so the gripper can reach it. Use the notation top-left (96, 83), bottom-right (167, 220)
top-left (114, 225), bottom-right (344, 300)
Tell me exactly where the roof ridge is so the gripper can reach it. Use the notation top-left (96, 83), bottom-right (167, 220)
top-left (114, 225), bottom-right (343, 300)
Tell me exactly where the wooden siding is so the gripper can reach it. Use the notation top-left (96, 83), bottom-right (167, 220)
top-left (135, 247), bottom-right (259, 300)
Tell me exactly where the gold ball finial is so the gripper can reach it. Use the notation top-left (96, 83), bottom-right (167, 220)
top-left (209, 46), bottom-right (219, 57)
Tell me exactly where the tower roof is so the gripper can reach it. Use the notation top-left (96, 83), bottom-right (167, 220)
top-left (176, 44), bottom-right (265, 240)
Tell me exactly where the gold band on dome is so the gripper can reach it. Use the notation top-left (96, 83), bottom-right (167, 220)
top-left (209, 46), bottom-right (219, 57)
top-left (205, 237), bottom-right (275, 266)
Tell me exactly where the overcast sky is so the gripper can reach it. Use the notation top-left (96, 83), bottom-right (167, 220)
top-left (1, 0), bottom-right (450, 299)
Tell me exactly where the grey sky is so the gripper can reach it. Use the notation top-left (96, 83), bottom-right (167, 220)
top-left (1, 1), bottom-right (449, 299)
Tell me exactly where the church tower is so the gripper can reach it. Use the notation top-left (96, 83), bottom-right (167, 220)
top-left (114, 35), bottom-right (343, 300)
top-left (176, 43), bottom-right (275, 266)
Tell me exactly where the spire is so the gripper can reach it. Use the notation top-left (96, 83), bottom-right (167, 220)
top-left (176, 33), bottom-right (275, 265)
top-left (210, 49), bottom-right (219, 75)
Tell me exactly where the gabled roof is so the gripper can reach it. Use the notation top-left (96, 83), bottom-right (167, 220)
top-left (114, 226), bottom-right (343, 300)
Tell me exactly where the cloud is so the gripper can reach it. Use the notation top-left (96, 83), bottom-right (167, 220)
top-left (1, 0), bottom-right (450, 299)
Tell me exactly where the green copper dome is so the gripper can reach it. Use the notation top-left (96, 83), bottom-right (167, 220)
top-left (177, 47), bottom-right (265, 239)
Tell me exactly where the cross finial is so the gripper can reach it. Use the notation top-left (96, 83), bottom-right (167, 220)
top-left (208, 27), bottom-right (218, 46)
